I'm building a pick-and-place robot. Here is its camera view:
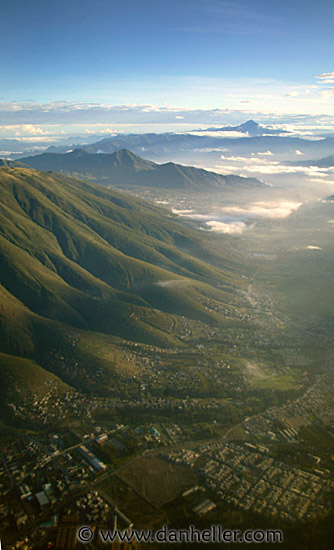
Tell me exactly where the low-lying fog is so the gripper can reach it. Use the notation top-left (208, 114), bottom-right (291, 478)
top-left (126, 151), bottom-right (334, 317)
top-left (171, 199), bottom-right (302, 235)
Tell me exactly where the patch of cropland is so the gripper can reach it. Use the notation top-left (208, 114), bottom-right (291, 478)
top-left (19, 148), bottom-right (263, 190)
top-left (0, 167), bottom-right (248, 406)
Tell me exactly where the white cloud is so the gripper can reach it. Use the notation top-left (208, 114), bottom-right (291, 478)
top-left (236, 164), bottom-right (334, 177)
top-left (221, 155), bottom-right (264, 163)
top-left (191, 130), bottom-right (247, 138)
top-left (306, 245), bottom-right (322, 250)
top-left (316, 71), bottom-right (334, 84)
top-left (257, 150), bottom-right (273, 156)
top-left (173, 200), bottom-right (302, 237)
top-left (221, 201), bottom-right (302, 219)
top-left (318, 88), bottom-right (334, 99)
top-left (178, 213), bottom-right (212, 220)
top-left (204, 220), bottom-right (246, 234)
top-left (220, 155), bottom-right (278, 165)
top-left (21, 124), bottom-right (49, 135)
top-left (2, 86), bottom-right (334, 141)
top-left (215, 154), bottom-right (334, 181)
top-left (93, 127), bottom-right (118, 134)
top-left (172, 208), bottom-right (194, 215)
top-left (156, 279), bottom-right (190, 288)
top-left (0, 124), bottom-right (50, 136)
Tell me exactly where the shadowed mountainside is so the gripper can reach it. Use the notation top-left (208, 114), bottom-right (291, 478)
top-left (20, 148), bottom-right (263, 189)
top-left (0, 166), bottom-right (248, 402)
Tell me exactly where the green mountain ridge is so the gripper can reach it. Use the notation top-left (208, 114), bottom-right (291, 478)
top-left (0, 167), bottom-right (247, 408)
top-left (0, 159), bottom-right (27, 168)
top-left (19, 148), bottom-right (263, 190)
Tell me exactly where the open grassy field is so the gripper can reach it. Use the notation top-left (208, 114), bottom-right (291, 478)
top-left (249, 373), bottom-right (299, 390)
top-left (97, 473), bottom-right (167, 530)
top-left (116, 456), bottom-right (197, 508)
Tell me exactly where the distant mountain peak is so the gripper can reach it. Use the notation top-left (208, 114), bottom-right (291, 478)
top-left (203, 119), bottom-right (288, 137)
top-left (113, 148), bottom-right (142, 162)
top-left (240, 120), bottom-right (260, 129)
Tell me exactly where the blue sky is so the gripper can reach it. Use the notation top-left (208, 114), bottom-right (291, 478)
top-left (1, 0), bottom-right (334, 138)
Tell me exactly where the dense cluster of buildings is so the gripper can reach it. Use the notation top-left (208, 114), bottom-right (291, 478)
top-left (242, 374), bottom-right (334, 441)
top-left (0, 430), bottom-right (109, 541)
top-left (164, 441), bottom-right (332, 522)
top-left (7, 387), bottom-right (234, 427)
top-left (201, 442), bottom-right (332, 521)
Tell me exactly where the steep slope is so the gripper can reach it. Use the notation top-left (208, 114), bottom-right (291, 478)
top-left (0, 167), bottom-right (248, 400)
top-left (20, 148), bottom-right (263, 189)
top-left (0, 352), bottom-right (69, 421)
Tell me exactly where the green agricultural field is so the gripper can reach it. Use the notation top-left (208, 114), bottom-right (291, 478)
top-left (249, 372), bottom-right (299, 390)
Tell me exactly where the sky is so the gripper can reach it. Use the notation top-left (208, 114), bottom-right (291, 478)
top-left (1, 0), bottom-right (334, 138)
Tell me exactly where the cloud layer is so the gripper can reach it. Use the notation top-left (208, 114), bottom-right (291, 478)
top-left (220, 201), bottom-right (302, 219)
top-left (204, 220), bottom-right (246, 234)
top-left (1, 70), bottom-right (334, 138)
top-left (170, 200), bottom-right (302, 235)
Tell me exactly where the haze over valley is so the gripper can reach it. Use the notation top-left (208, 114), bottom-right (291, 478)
top-left (1, 123), bottom-right (334, 549)
top-left (1, 1), bottom-right (334, 548)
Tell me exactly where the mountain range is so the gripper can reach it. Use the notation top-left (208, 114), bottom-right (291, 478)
top-left (4, 119), bottom-right (334, 165)
top-left (287, 153), bottom-right (334, 168)
top-left (43, 134), bottom-right (334, 165)
top-left (18, 148), bottom-right (263, 189)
